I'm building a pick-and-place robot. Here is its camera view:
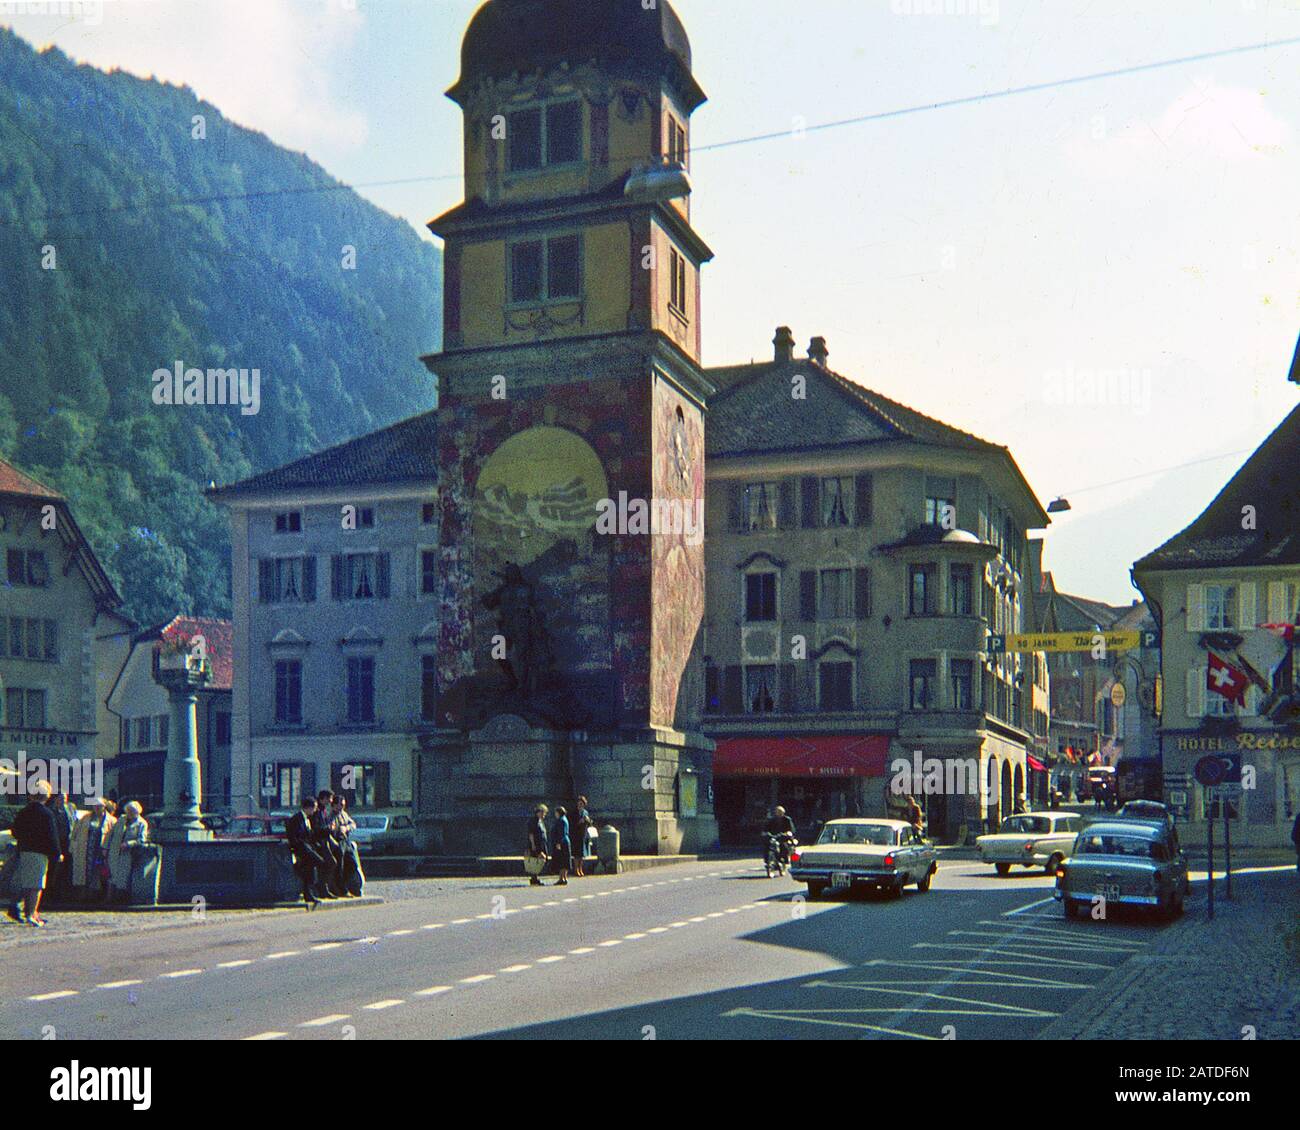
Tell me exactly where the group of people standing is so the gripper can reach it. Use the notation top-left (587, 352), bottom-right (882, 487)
top-left (5, 783), bottom-right (149, 925)
top-left (526, 796), bottom-right (596, 886)
top-left (285, 791), bottom-right (365, 908)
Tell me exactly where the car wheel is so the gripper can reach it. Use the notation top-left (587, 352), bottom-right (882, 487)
top-left (1063, 898), bottom-right (1080, 920)
top-left (916, 865), bottom-right (933, 892)
top-left (995, 862), bottom-right (1011, 877)
top-left (1045, 853), bottom-right (1064, 875)
top-left (806, 882), bottom-right (824, 900)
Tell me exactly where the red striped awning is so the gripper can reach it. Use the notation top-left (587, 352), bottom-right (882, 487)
top-left (713, 735), bottom-right (890, 778)
top-left (1027, 755), bottom-right (1046, 772)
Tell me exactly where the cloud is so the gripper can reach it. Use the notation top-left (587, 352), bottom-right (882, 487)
top-left (4, 0), bottom-right (369, 153)
top-left (1065, 79), bottom-right (1290, 178)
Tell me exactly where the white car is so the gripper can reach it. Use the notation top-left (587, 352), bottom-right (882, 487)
top-left (977, 811), bottom-right (1082, 875)
top-left (790, 818), bottom-right (938, 899)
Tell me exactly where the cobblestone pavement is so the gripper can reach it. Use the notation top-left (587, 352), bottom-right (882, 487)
top-left (1040, 866), bottom-right (1300, 1040)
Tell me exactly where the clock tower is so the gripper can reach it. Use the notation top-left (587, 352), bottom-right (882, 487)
top-left (418, 0), bottom-right (718, 855)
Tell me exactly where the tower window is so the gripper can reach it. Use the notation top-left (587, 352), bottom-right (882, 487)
top-left (669, 248), bottom-right (688, 318)
top-left (506, 100), bottom-right (583, 172)
top-left (510, 234), bottom-right (582, 304)
top-left (666, 114), bottom-right (688, 166)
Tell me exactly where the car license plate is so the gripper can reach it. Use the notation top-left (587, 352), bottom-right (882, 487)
top-left (1096, 884), bottom-right (1120, 902)
top-left (831, 871), bottom-right (852, 890)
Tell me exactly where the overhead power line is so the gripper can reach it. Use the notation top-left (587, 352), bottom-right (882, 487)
top-left (4, 33), bottom-right (1298, 229)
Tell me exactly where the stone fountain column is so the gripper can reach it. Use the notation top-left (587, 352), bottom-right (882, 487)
top-left (153, 646), bottom-right (214, 844)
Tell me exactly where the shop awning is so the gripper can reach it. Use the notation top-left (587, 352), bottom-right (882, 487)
top-left (713, 735), bottom-right (890, 778)
top-left (1027, 755), bottom-right (1046, 772)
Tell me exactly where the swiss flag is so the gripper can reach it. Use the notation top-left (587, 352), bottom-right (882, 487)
top-left (1207, 651), bottom-right (1249, 706)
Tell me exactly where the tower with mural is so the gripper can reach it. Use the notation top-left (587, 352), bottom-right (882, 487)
top-left (416, 0), bottom-right (718, 855)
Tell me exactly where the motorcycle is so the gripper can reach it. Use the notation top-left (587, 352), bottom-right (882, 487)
top-left (764, 831), bottom-right (797, 877)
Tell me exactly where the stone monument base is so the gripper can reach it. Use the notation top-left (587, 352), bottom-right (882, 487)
top-left (416, 713), bottom-right (718, 857)
top-left (125, 842), bottom-right (301, 905)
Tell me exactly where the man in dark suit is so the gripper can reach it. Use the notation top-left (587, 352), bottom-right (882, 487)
top-left (286, 798), bottom-right (325, 908)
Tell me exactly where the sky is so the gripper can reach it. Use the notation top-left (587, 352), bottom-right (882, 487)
top-left (4, 0), bottom-right (1299, 605)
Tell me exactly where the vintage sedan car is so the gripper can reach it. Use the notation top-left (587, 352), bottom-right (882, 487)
top-left (1054, 819), bottom-right (1189, 920)
top-left (790, 818), bottom-right (937, 899)
top-left (976, 811), bottom-right (1083, 875)
top-left (349, 812), bottom-right (416, 855)
top-left (213, 814), bottom-right (286, 841)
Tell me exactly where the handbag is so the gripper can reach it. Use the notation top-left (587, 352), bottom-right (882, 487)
top-left (523, 853), bottom-right (546, 877)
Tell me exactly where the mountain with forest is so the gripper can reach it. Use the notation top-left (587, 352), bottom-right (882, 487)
top-left (0, 28), bottom-right (441, 626)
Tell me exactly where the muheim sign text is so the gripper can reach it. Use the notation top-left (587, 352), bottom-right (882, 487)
top-left (1, 728), bottom-right (85, 749)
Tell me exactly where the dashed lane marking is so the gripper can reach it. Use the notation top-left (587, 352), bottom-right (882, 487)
top-left (299, 1013), bottom-right (351, 1027)
top-left (29, 990), bottom-right (77, 1001)
top-left (460, 974), bottom-right (494, 984)
top-left (499, 964), bottom-right (532, 973)
top-left (363, 999), bottom-right (405, 1011)
top-left (218, 959), bottom-right (254, 968)
top-left (161, 969), bottom-right (203, 978)
top-left (311, 943), bottom-right (343, 951)
top-left (244, 1031), bottom-right (287, 1040)
top-left (536, 955), bottom-right (566, 963)
top-left (414, 986), bottom-right (452, 996)
top-left (95, 980), bottom-right (142, 990)
top-left (266, 950), bottom-right (300, 960)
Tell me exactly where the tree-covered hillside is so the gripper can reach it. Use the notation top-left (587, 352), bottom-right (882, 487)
top-left (0, 29), bottom-right (441, 625)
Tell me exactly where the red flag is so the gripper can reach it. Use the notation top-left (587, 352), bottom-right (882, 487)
top-left (1207, 651), bottom-right (1249, 706)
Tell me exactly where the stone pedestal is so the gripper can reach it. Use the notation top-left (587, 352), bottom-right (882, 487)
top-left (154, 657), bottom-right (213, 845)
top-left (417, 713), bottom-right (718, 856)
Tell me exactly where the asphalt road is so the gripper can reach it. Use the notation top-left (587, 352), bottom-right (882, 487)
top-left (0, 857), bottom-right (1175, 1041)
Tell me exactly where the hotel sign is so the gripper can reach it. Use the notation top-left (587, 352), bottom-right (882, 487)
top-left (1173, 733), bottom-right (1300, 753)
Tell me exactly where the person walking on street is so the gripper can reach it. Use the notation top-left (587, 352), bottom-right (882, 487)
top-left (7, 780), bottom-right (60, 926)
top-left (286, 798), bottom-right (324, 908)
top-left (1292, 809), bottom-right (1300, 874)
top-left (573, 795), bottom-right (593, 877)
top-left (105, 802), bottom-right (149, 904)
top-left (45, 791), bottom-right (75, 906)
top-left (526, 804), bottom-right (549, 886)
top-left (551, 805), bottom-right (571, 886)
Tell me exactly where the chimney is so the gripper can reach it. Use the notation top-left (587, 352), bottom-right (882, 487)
top-left (773, 326), bottom-right (795, 363)
top-left (808, 336), bottom-right (829, 367)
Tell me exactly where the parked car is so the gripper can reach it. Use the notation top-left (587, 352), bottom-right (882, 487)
top-left (214, 814), bottom-right (286, 841)
top-left (1116, 800), bottom-right (1175, 829)
top-left (790, 818), bottom-right (937, 899)
top-left (977, 811), bottom-right (1083, 875)
top-left (349, 813), bottom-right (416, 855)
top-left (1054, 819), bottom-right (1189, 920)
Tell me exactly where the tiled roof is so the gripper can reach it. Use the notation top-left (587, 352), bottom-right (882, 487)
top-left (1134, 402), bottom-right (1300, 571)
top-left (1054, 592), bottom-right (1129, 630)
top-left (706, 358), bottom-right (1004, 458)
top-left (208, 411), bottom-right (438, 501)
top-left (150, 616), bottom-right (234, 690)
top-left (0, 456), bottom-right (62, 500)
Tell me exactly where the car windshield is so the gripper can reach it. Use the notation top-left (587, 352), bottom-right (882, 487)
top-left (999, 816), bottom-right (1051, 834)
top-left (1077, 834), bottom-right (1157, 858)
top-left (354, 816), bottom-right (387, 830)
top-left (817, 823), bottom-right (897, 846)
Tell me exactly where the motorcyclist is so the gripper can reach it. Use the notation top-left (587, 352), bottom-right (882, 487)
top-left (763, 806), bottom-right (797, 872)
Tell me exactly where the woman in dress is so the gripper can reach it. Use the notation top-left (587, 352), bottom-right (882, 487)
top-left (550, 805), bottom-right (571, 887)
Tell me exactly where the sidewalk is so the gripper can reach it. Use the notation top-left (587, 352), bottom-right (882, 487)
top-left (1040, 867), bottom-right (1300, 1040)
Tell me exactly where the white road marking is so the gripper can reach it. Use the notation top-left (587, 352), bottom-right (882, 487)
top-left (460, 974), bottom-right (495, 984)
top-left (669, 922), bottom-right (689, 929)
top-left (244, 1031), bottom-right (287, 1041)
top-left (688, 916), bottom-right (708, 923)
top-left (266, 950), bottom-right (300, 960)
top-left (1002, 897), bottom-right (1057, 917)
top-left (414, 986), bottom-right (452, 996)
top-left (363, 999), bottom-right (405, 1011)
top-left (161, 969), bottom-right (203, 979)
top-left (598, 939), bottom-right (623, 947)
top-left (536, 955), bottom-right (566, 963)
top-left (646, 926), bottom-right (670, 934)
top-left (218, 959), bottom-right (254, 968)
top-left (419, 926), bottom-right (443, 933)
top-left (706, 912), bottom-right (725, 918)
top-left (569, 947), bottom-right (596, 955)
top-left (623, 932), bottom-right (647, 940)
top-left (29, 990), bottom-right (77, 1001)
top-left (299, 1013), bottom-right (351, 1027)
top-left (95, 980), bottom-right (142, 990)
top-left (500, 964), bottom-right (532, 973)
top-left (311, 942), bottom-right (344, 951)
top-left (451, 917), bottom-right (473, 924)
top-left (388, 929), bottom-right (415, 936)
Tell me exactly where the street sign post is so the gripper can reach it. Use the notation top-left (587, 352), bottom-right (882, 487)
top-left (1194, 754), bottom-right (1241, 912)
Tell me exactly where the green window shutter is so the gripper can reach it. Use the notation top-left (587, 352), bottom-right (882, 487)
top-left (722, 665), bottom-right (743, 714)
top-left (855, 473), bottom-right (873, 526)
top-left (302, 557), bottom-right (317, 602)
top-left (258, 559), bottom-right (275, 603)
top-left (778, 480), bottom-right (797, 529)
top-left (375, 762), bottom-right (392, 808)
top-left (855, 567), bottom-right (872, 619)
top-left (376, 553), bottom-right (392, 599)
top-left (780, 663), bottom-right (797, 712)
top-left (800, 476), bottom-right (819, 528)
top-left (728, 483), bottom-right (745, 532)
top-left (331, 555), bottom-right (345, 601)
top-left (800, 571), bottom-right (817, 621)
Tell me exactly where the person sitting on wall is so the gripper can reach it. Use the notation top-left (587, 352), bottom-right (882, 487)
top-left (286, 798), bottom-right (326, 910)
